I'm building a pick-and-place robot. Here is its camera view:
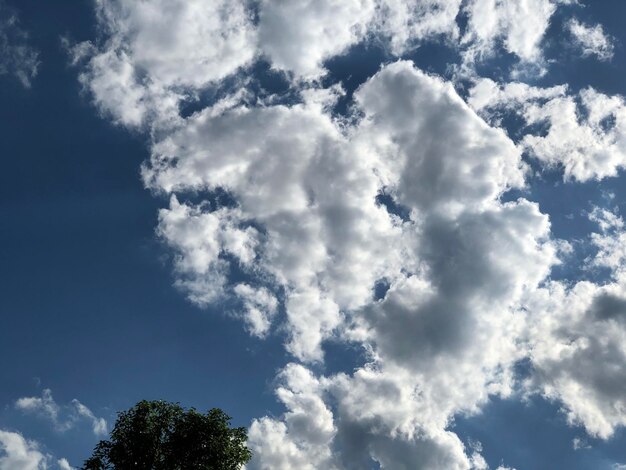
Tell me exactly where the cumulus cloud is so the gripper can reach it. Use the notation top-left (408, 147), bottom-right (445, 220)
top-left (0, 429), bottom-right (74, 470)
top-left (71, 0), bottom-right (256, 126)
top-left (526, 281), bottom-right (626, 439)
top-left (57, 458), bottom-right (74, 470)
top-left (233, 283), bottom-right (278, 337)
top-left (468, 77), bottom-right (567, 113)
top-left (525, 208), bottom-right (626, 439)
top-left (0, 1), bottom-right (38, 87)
top-left (72, 0), bottom-right (626, 466)
top-left (98, 56), bottom-right (560, 466)
top-left (237, 63), bottom-right (553, 468)
top-left (0, 430), bottom-right (49, 470)
top-left (15, 389), bottom-right (107, 437)
top-left (462, 0), bottom-right (556, 63)
top-left (374, 0), bottom-right (463, 53)
top-left (258, 0), bottom-right (375, 78)
top-left (73, 0), bottom-right (582, 127)
top-left (470, 78), bottom-right (626, 181)
top-left (567, 18), bottom-right (614, 61)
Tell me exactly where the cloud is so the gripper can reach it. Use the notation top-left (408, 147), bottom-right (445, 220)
top-left (258, 0), bottom-right (375, 78)
top-left (72, 0), bottom-right (626, 466)
top-left (248, 364), bottom-right (336, 469)
top-left (241, 63), bottom-right (553, 468)
top-left (457, 0), bottom-right (571, 77)
top-left (73, 0), bottom-right (582, 129)
top-left (567, 18), bottom-right (614, 61)
top-left (0, 430), bottom-right (49, 470)
top-left (470, 79), bottom-right (626, 181)
top-left (374, 0), bottom-right (463, 54)
top-left (56, 458), bottom-right (74, 470)
top-left (15, 389), bottom-right (107, 437)
top-left (140, 60), bottom-right (556, 467)
top-left (233, 283), bottom-right (278, 337)
top-left (462, 0), bottom-right (556, 63)
top-left (525, 208), bottom-right (626, 439)
top-left (0, 429), bottom-right (74, 470)
top-left (71, 0), bottom-right (256, 127)
top-left (0, 1), bottom-right (39, 87)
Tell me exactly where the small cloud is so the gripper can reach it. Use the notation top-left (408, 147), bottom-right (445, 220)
top-left (0, 1), bottom-right (39, 87)
top-left (0, 429), bottom-right (49, 468)
top-left (567, 18), bottom-right (614, 61)
top-left (572, 437), bottom-right (591, 450)
top-left (15, 389), bottom-right (108, 437)
top-left (57, 457), bottom-right (75, 470)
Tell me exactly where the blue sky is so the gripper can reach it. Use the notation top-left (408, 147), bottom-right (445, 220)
top-left (2, 1), bottom-right (626, 469)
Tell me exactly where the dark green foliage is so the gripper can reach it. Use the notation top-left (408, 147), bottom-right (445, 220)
top-left (82, 400), bottom-right (251, 470)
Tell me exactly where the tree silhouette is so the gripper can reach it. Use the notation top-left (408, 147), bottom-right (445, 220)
top-left (82, 400), bottom-right (251, 470)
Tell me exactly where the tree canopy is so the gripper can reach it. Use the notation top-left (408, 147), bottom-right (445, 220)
top-left (82, 400), bottom-right (251, 470)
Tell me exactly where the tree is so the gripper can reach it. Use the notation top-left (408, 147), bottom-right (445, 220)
top-left (82, 400), bottom-right (252, 470)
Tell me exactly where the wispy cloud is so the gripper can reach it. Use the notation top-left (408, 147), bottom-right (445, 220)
top-left (15, 389), bottom-right (107, 437)
top-left (0, 1), bottom-right (39, 87)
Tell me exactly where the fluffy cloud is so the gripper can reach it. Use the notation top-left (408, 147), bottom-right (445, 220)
top-left (0, 430), bottom-right (74, 470)
top-left (248, 363), bottom-right (477, 470)
top-left (522, 88), bottom-right (626, 180)
top-left (463, 0), bottom-right (556, 63)
top-left (526, 281), bottom-right (626, 439)
top-left (468, 77), bottom-right (567, 113)
top-left (0, 1), bottom-right (38, 87)
top-left (56, 459), bottom-right (73, 470)
top-left (233, 283), bottom-right (278, 337)
top-left (73, 0), bottom-right (582, 127)
top-left (258, 0), bottom-right (375, 78)
top-left (567, 18), bottom-right (614, 61)
top-left (526, 208), bottom-right (626, 439)
top-left (73, 0), bottom-right (626, 466)
top-left (470, 79), bottom-right (626, 181)
top-left (72, 0), bottom-right (256, 126)
top-left (0, 431), bottom-right (49, 470)
top-left (374, 0), bottom-right (462, 53)
top-left (16, 389), bottom-right (107, 437)
top-left (248, 365), bottom-right (336, 469)
top-left (241, 63), bottom-right (553, 468)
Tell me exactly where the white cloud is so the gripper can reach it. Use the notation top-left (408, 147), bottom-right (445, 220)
top-left (249, 364), bottom-right (336, 470)
top-left (374, 0), bottom-right (462, 54)
top-left (233, 284), bottom-right (278, 337)
top-left (526, 281), bottom-right (626, 439)
top-left (572, 436), bottom-right (591, 450)
top-left (567, 18), bottom-right (614, 61)
top-left (468, 77), bottom-right (567, 113)
top-left (522, 88), bottom-right (626, 181)
top-left (146, 89), bottom-right (404, 361)
top-left (0, 430), bottom-right (74, 470)
top-left (525, 208), bottom-right (626, 440)
top-left (258, 0), bottom-right (375, 78)
top-left (0, 1), bottom-right (39, 87)
top-left (235, 62), bottom-right (553, 467)
top-left (157, 197), bottom-right (259, 307)
top-left (72, 0), bottom-right (626, 465)
top-left (136, 61), bottom-right (560, 465)
top-left (56, 459), bottom-right (73, 470)
top-left (459, 0), bottom-right (560, 76)
top-left (72, 0), bottom-right (256, 126)
top-left (0, 430), bottom-right (49, 470)
top-left (15, 389), bottom-right (107, 437)
top-left (469, 79), bottom-right (626, 181)
top-left (74, 0), bottom-right (580, 123)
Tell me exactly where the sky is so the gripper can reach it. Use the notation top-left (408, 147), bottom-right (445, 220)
top-left (1, 1), bottom-right (626, 469)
